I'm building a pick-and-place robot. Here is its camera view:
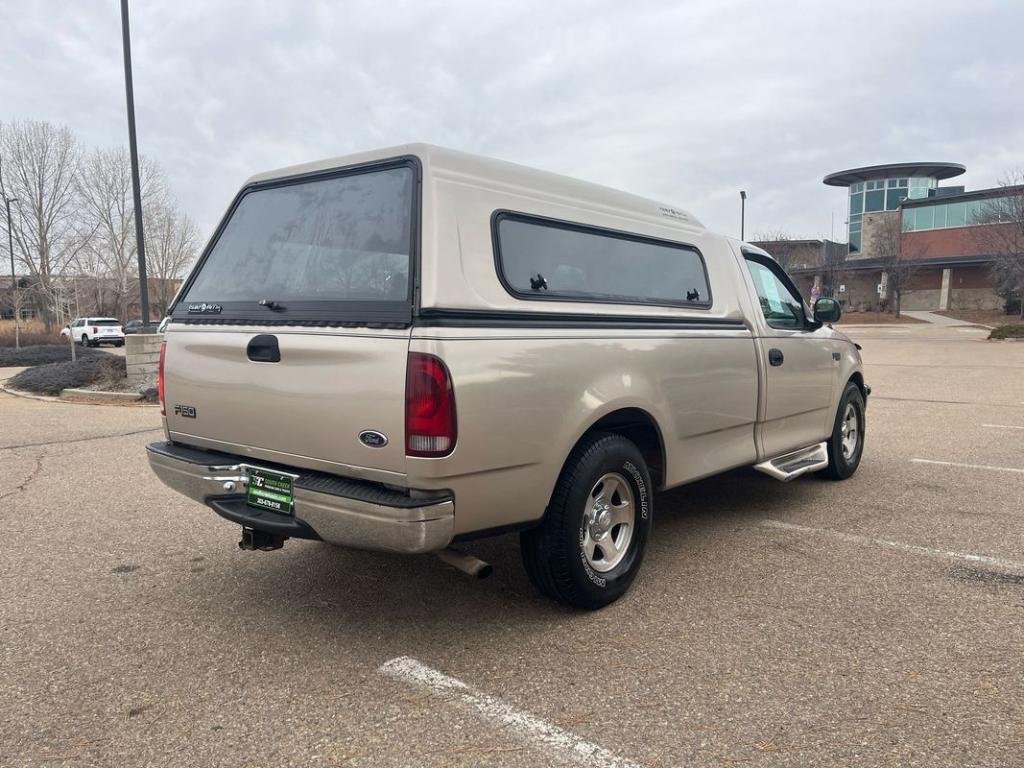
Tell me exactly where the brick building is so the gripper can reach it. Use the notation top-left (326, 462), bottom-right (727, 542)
top-left (758, 162), bottom-right (1016, 312)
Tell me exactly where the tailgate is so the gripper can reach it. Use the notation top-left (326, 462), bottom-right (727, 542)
top-left (161, 157), bottom-right (420, 480)
top-left (163, 327), bottom-right (411, 478)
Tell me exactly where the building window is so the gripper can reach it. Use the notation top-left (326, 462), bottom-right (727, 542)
top-left (850, 192), bottom-right (863, 215)
top-left (901, 195), bottom-right (1012, 232)
top-left (865, 189), bottom-right (885, 212)
top-left (886, 187), bottom-right (908, 210)
top-left (945, 202), bottom-right (966, 228)
top-left (849, 230), bottom-right (862, 253)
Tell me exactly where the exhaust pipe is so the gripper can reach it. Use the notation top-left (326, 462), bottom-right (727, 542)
top-left (436, 548), bottom-right (492, 579)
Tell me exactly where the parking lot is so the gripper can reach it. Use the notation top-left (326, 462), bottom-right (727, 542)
top-left (1, 321), bottom-right (1022, 767)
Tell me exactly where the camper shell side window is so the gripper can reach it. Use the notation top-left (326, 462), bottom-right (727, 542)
top-left (491, 211), bottom-right (712, 310)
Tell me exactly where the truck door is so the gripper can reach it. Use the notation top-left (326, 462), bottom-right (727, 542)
top-left (743, 254), bottom-right (837, 458)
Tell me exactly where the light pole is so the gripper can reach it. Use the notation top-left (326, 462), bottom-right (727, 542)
top-left (740, 190), bottom-right (747, 241)
top-left (2, 170), bottom-right (19, 347)
top-left (4, 196), bottom-right (18, 344)
top-left (120, 0), bottom-right (150, 326)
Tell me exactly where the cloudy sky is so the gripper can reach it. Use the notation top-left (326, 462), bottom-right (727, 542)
top-left (2, 0), bottom-right (1021, 243)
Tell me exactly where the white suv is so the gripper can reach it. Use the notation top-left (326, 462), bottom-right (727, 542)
top-left (61, 317), bottom-right (125, 347)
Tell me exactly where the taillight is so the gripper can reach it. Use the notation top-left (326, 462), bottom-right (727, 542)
top-left (92, 325), bottom-right (98, 334)
top-left (158, 340), bottom-right (167, 416)
top-left (405, 353), bottom-right (456, 457)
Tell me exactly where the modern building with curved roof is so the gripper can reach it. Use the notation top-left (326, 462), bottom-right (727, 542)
top-left (823, 162), bottom-right (966, 254)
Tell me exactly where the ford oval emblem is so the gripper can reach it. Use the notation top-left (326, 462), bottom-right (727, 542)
top-left (359, 430), bottom-right (388, 448)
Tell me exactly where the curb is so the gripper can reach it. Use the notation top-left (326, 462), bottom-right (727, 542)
top-left (61, 387), bottom-right (143, 402)
top-left (0, 383), bottom-right (159, 407)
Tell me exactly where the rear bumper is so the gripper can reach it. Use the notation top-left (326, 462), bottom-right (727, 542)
top-left (146, 441), bottom-right (454, 553)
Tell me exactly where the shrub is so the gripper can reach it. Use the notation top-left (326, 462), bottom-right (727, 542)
top-left (0, 344), bottom-right (109, 367)
top-left (988, 324), bottom-right (1024, 340)
top-left (8, 355), bottom-right (126, 395)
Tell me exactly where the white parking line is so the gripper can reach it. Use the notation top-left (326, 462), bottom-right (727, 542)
top-left (762, 520), bottom-right (1024, 571)
top-left (379, 656), bottom-right (644, 768)
top-left (983, 423), bottom-right (1024, 430)
top-left (911, 458), bottom-right (1024, 474)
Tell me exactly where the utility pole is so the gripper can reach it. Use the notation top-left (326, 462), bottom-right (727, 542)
top-left (740, 190), bottom-right (747, 241)
top-left (121, 0), bottom-right (150, 325)
top-left (1, 155), bottom-right (20, 348)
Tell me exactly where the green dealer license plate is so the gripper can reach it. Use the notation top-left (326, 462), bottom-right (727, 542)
top-left (246, 468), bottom-right (295, 515)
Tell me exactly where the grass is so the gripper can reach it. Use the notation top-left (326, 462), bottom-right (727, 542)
top-left (0, 344), bottom-right (109, 367)
top-left (988, 325), bottom-right (1024, 340)
top-left (0, 322), bottom-right (64, 347)
top-left (8, 355), bottom-right (125, 396)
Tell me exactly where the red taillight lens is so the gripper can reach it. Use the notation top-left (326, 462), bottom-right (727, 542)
top-left (158, 340), bottom-right (167, 416)
top-left (405, 353), bottom-right (456, 457)
top-left (91, 326), bottom-right (98, 334)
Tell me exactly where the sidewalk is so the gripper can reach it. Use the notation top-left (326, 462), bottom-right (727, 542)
top-left (900, 310), bottom-right (975, 326)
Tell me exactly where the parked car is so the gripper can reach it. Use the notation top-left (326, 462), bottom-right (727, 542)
top-left (61, 317), bottom-right (124, 347)
top-left (123, 320), bottom-right (162, 334)
top-left (147, 144), bottom-right (867, 609)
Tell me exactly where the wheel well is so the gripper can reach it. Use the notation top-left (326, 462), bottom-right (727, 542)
top-left (849, 371), bottom-right (865, 397)
top-left (585, 408), bottom-right (665, 489)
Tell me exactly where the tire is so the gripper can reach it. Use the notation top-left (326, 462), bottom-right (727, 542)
top-left (821, 382), bottom-right (865, 480)
top-left (115, 340), bottom-right (124, 347)
top-left (520, 431), bottom-right (653, 609)
top-left (81, 334), bottom-right (91, 347)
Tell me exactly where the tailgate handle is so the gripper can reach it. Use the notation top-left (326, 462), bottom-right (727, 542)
top-left (247, 334), bottom-right (281, 363)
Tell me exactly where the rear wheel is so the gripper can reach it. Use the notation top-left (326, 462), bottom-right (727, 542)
top-left (520, 432), bottom-right (652, 609)
top-left (822, 382), bottom-right (865, 480)
top-left (81, 333), bottom-right (90, 347)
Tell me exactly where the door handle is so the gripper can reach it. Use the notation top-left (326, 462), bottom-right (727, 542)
top-left (247, 334), bottom-right (281, 363)
top-left (768, 348), bottom-right (784, 367)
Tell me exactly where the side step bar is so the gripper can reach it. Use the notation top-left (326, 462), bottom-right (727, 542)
top-left (754, 442), bottom-right (829, 482)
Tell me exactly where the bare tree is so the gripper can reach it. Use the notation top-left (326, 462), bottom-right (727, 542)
top-left (818, 240), bottom-right (847, 299)
top-left (77, 147), bottom-right (166, 320)
top-left (751, 230), bottom-right (796, 269)
top-left (874, 215), bottom-right (927, 317)
top-left (145, 202), bottom-right (199, 316)
top-left (975, 172), bottom-right (1024, 319)
top-left (0, 120), bottom-right (90, 330)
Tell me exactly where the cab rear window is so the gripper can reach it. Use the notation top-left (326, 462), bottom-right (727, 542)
top-left (494, 213), bottom-right (711, 308)
top-left (177, 161), bottom-right (416, 324)
top-left (92, 320), bottom-right (120, 326)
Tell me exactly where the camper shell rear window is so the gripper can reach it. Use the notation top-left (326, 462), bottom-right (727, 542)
top-left (173, 158), bottom-right (418, 325)
top-left (493, 212), bottom-right (711, 309)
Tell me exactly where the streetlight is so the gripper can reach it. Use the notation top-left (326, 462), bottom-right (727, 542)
top-left (740, 190), bottom-right (747, 241)
top-left (120, 0), bottom-right (150, 326)
top-left (1, 152), bottom-right (20, 348)
top-left (4, 195), bottom-right (19, 348)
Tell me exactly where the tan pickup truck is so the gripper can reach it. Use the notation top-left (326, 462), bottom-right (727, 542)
top-left (148, 144), bottom-right (867, 608)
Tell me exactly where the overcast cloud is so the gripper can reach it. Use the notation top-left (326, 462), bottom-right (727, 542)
top-left (2, 0), bottom-right (1021, 242)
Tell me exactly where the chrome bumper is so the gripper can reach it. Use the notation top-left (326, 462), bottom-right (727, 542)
top-left (146, 443), bottom-right (454, 554)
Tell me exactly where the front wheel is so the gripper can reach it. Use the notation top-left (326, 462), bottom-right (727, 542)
top-left (821, 382), bottom-right (865, 480)
top-left (520, 432), bottom-right (653, 609)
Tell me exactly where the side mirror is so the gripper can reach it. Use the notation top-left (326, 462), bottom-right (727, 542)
top-left (813, 297), bottom-right (842, 324)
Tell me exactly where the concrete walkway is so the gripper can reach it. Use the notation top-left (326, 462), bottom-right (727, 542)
top-left (900, 310), bottom-right (974, 326)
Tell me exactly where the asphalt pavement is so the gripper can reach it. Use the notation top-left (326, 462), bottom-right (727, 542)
top-left (1, 322), bottom-right (1022, 767)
